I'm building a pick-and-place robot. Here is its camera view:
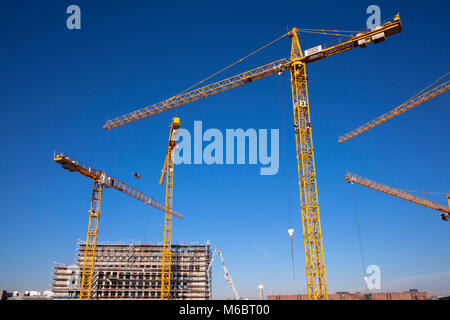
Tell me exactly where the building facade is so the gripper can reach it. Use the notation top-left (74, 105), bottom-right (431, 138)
top-left (52, 242), bottom-right (211, 300)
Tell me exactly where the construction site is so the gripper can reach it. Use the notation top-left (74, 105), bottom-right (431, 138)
top-left (47, 11), bottom-right (448, 300)
top-left (52, 242), bottom-right (211, 300)
top-left (1, 1), bottom-right (449, 306)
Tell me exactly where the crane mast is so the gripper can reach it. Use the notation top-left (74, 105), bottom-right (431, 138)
top-left (102, 15), bottom-right (402, 300)
top-left (290, 28), bottom-right (327, 299)
top-left (81, 179), bottom-right (103, 300)
top-left (54, 153), bottom-right (182, 300)
top-left (207, 248), bottom-right (240, 300)
top-left (345, 171), bottom-right (450, 221)
top-left (159, 117), bottom-right (181, 300)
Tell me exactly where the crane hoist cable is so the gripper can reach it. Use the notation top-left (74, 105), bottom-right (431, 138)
top-left (296, 29), bottom-right (360, 37)
top-left (177, 32), bottom-right (291, 95)
top-left (406, 72), bottom-right (449, 102)
top-left (297, 28), bottom-right (360, 33)
top-left (288, 229), bottom-right (296, 280)
top-left (350, 181), bottom-right (367, 291)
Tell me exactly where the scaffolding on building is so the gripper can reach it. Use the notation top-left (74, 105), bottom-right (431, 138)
top-left (52, 242), bottom-right (211, 300)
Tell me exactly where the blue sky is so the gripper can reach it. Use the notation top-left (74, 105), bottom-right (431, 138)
top-left (0, 0), bottom-right (449, 299)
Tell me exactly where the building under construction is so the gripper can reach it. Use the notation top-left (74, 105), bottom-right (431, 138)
top-left (52, 242), bottom-right (211, 300)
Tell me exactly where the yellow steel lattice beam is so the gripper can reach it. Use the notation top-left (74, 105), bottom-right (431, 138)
top-left (54, 154), bottom-right (182, 218)
top-left (339, 79), bottom-right (450, 143)
top-left (79, 180), bottom-right (103, 300)
top-left (345, 171), bottom-right (450, 221)
top-left (103, 60), bottom-right (289, 130)
top-left (54, 153), bottom-right (182, 300)
top-left (160, 117), bottom-right (181, 300)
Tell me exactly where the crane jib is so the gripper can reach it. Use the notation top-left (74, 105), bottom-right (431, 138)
top-left (53, 153), bottom-right (183, 218)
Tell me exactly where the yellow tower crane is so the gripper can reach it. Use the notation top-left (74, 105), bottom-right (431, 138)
top-left (102, 15), bottom-right (402, 300)
top-left (339, 74), bottom-right (450, 143)
top-left (159, 117), bottom-right (181, 300)
top-left (53, 153), bottom-right (183, 300)
top-left (345, 171), bottom-right (450, 221)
